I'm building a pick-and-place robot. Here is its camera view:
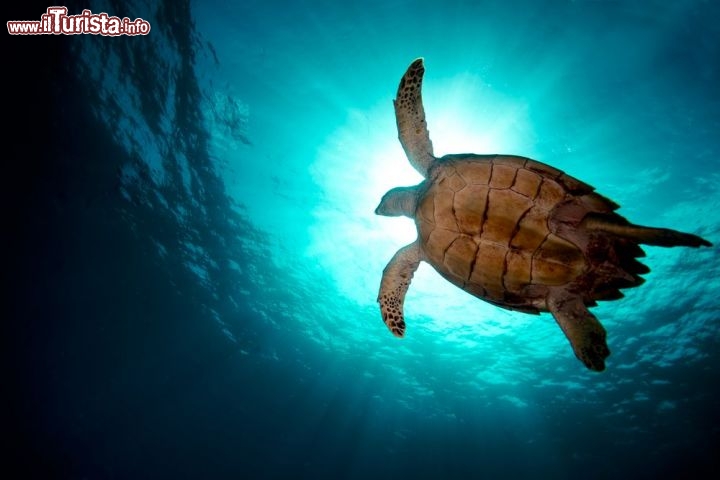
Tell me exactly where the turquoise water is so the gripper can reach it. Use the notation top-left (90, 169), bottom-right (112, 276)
top-left (9, 0), bottom-right (719, 478)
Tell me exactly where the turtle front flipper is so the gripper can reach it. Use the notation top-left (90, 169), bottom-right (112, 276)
top-left (378, 242), bottom-right (422, 337)
top-left (394, 58), bottom-right (435, 178)
top-left (547, 291), bottom-right (610, 371)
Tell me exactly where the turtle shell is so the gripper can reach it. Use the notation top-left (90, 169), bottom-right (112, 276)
top-left (415, 154), bottom-right (618, 312)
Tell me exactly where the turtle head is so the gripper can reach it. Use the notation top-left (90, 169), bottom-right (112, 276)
top-left (375, 186), bottom-right (418, 218)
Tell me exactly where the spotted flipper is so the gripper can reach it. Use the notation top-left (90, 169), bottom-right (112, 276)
top-left (547, 291), bottom-right (610, 371)
top-left (394, 58), bottom-right (434, 178)
top-left (378, 242), bottom-right (421, 337)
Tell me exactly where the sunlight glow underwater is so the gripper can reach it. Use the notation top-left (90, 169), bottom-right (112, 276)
top-left (310, 71), bottom-right (540, 340)
top-left (22, 3), bottom-right (719, 477)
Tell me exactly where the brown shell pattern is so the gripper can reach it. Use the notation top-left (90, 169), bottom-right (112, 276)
top-left (417, 154), bottom-right (589, 308)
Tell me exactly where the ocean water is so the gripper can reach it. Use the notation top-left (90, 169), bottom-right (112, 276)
top-left (7, 0), bottom-right (720, 478)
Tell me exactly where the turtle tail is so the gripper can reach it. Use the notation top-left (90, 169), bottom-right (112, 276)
top-left (582, 214), bottom-right (712, 248)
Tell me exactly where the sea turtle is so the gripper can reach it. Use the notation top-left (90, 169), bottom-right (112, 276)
top-left (375, 58), bottom-right (712, 371)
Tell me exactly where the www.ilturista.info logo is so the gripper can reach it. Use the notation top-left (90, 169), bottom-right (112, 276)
top-left (7, 6), bottom-right (151, 36)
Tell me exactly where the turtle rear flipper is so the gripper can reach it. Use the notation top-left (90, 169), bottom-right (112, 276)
top-left (378, 242), bottom-right (421, 337)
top-left (583, 214), bottom-right (712, 248)
top-left (394, 58), bottom-right (435, 177)
top-left (547, 291), bottom-right (610, 372)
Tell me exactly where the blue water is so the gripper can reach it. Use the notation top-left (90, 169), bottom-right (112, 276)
top-left (8, 0), bottom-right (720, 478)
